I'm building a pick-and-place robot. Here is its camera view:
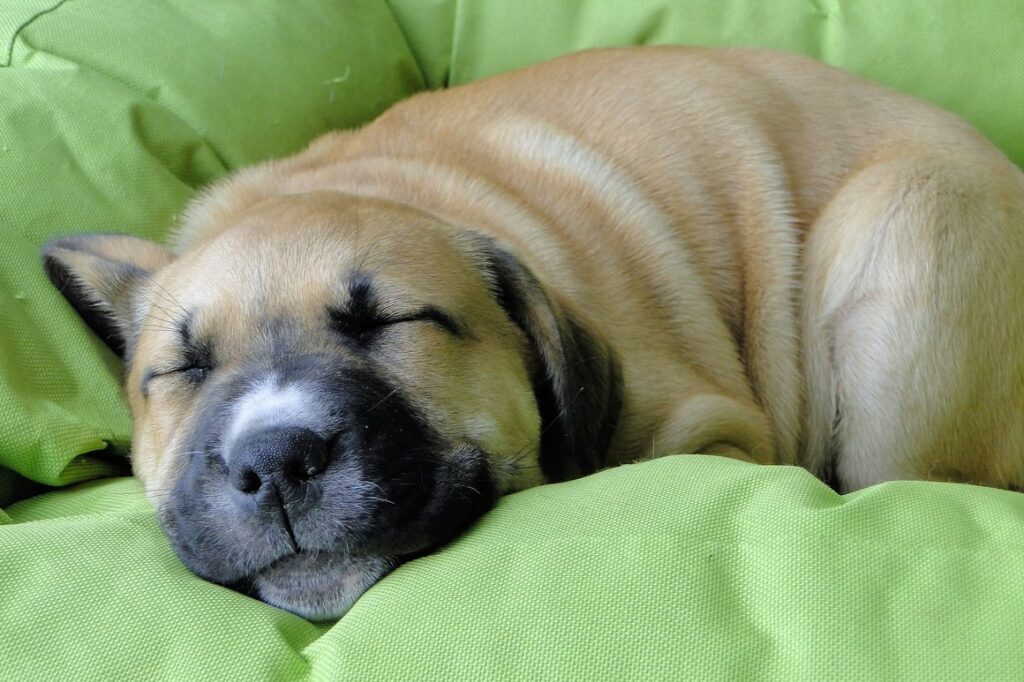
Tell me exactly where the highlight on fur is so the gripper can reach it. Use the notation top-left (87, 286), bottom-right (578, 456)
top-left (42, 46), bottom-right (1024, 618)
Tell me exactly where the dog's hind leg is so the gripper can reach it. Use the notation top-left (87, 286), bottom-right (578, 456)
top-left (801, 153), bottom-right (1024, 491)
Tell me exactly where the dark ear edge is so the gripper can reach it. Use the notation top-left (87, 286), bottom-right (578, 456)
top-left (41, 234), bottom-right (174, 358)
top-left (462, 232), bottom-right (623, 481)
top-left (43, 243), bottom-right (130, 356)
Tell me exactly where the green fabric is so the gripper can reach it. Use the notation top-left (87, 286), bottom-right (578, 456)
top-left (2, 0), bottom-right (1024, 679)
top-left (387, 0), bottom-right (1024, 168)
top-left (5, 0), bottom-right (1024, 493)
top-left (0, 0), bottom-right (423, 492)
top-left (3, 456), bottom-right (1024, 679)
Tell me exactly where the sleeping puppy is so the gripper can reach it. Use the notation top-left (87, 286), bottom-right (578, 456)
top-left (42, 47), bottom-right (1024, 620)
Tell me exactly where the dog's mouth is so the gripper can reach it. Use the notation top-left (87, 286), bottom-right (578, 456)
top-left (241, 550), bottom-right (398, 621)
top-left (226, 454), bottom-right (493, 621)
top-left (152, 360), bottom-right (502, 620)
top-left (162, 439), bottom-right (497, 620)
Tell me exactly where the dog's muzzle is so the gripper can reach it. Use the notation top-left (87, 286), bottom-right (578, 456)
top-left (159, 360), bottom-right (496, 620)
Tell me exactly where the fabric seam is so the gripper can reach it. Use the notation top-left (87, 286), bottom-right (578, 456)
top-left (2, 0), bottom-right (71, 68)
top-left (381, 0), bottom-right (433, 89)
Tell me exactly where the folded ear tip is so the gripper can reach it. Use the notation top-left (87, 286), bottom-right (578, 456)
top-left (40, 234), bottom-right (119, 264)
top-left (40, 240), bottom-right (77, 286)
top-left (41, 236), bottom-right (100, 288)
top-left (41, 232), bottom-right (176, 271)
top-left (40, 236), bottom-right (75, 258)
top-left (37, 232), bottom-right (164, 359)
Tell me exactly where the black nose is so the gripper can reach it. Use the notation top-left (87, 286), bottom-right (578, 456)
top-left (229, 427), bottom-right (329, 494)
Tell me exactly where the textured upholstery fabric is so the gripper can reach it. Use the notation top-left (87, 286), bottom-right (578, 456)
top-left (2, 1), bottom-right (1023, 679)
top-left (4, 456), bottom-right (1024, 679)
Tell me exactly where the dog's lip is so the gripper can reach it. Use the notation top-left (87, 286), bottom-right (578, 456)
top-left (248, 530), bottom-right (426, 580)
top-left (249, 549), bottom-right (397, 620)
top-left (163, 442), bottom-right (497, 618)
top-left (262, 548), bottom-right (306, 573)
top-left (259, 545), bottom-right (366, 573)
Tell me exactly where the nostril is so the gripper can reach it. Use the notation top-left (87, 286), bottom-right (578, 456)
top-left (230, 426), bottom-right (330, 491)
top-left (291, 447), bottom-right (328, 482)
top-left (235, 468), bottom-right (262, 494)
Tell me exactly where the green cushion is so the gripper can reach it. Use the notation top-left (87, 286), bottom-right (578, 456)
top-left (0, 0), bottom-right (422, 491)
top-left (3, 456), bottom-right (1024, 679)
top-left (2, 0), bottom-right (1024, 679)
top-left (389, 0), bottom-right (1024, 168)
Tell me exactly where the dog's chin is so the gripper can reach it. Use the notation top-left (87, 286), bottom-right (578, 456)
top-left (251, 551), bottom-right (398, 621)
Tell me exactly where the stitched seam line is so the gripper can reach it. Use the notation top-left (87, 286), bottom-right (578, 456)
top-left (2, 0), bottom-right (71, 68)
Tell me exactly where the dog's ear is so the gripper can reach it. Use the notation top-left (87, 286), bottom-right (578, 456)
top-left (460, 232), bottom-right (623, 481)
top-left (41, 234), bottom-right (175, 357)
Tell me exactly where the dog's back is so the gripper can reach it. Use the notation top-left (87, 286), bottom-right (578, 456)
top-left (178, 47), bottom-right (1024, 490)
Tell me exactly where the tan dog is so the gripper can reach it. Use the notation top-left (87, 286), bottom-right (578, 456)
top-left (43, 47), bottom-right (1024, 619)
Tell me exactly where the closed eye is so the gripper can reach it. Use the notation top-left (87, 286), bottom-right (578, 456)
top-left (141, 362), bottom-right (211, 397)
top-left (141, 319), bottom-right (214, 397)
top-left (164, 364), bottom-right (210, 381)
top-left (329, 306), bottom-right (462, 342)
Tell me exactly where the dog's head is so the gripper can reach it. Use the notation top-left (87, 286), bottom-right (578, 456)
top-left (42, 192), bottom-right (620, 619)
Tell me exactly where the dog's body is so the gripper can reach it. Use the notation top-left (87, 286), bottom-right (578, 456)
top-left (179, 46), bottom-right (1024, 488)
top-left (44, 47), bottom-right (1024, 618)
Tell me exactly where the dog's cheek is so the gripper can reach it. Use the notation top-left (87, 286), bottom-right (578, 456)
top-left (129, 391), bottom-right (199, 501)
top-left (452, 345), bottom-right (544, 491)
top-left (131, 425), bottom-right (181, 504)
top-left (372, 325), bottom-right (544, 490)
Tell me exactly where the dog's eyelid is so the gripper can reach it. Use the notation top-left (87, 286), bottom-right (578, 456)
top-left (141, 362), bottom-right (210, 396)
top-left (409, 306), bottom-right (463, 336)
top-left (328, 305), bottom-right (463, 339)
top-left (160, 364), bottom-right (210, 377)
top-left (140, 334), bottom-right (214, 395)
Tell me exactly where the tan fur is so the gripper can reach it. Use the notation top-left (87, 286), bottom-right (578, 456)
top-left (147, 46), bottom-right (1024, 492)
top-left (127, 195), bottom-right (546, 495)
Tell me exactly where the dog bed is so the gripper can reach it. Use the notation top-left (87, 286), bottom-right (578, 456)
top-left (2, 1), bottom-right (1023, 679)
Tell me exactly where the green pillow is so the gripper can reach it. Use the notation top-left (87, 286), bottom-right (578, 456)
top-left (388, 0), bottom-right (1024, 166)
top-left (5, 0), bottom-right (1024, 493)
top-left (3, 456), bottom-right (1024, 679)
top-left (0, 0), bottom-right (423, 493)
top-left (3, 1), bottom-right (1024, 679)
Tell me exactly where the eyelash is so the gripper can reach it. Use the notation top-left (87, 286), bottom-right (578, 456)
top-left (151, 363), bottom-right (210, 384)
top-left (176, 364), bottom-right (211, 382)
top-left (151, 342), bottom-right (213, 386)
top-left (329, 309), bottom-right (460, 342)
